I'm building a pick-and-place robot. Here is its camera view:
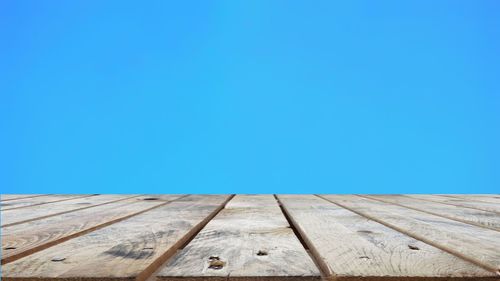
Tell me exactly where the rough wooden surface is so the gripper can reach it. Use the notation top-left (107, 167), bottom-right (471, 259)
top-left (279, 195), bottom-right (495, 280)
top-left (362, 195), bottom-right (500, 231)
top-left (320, 195), bottom-right (500, 274)
top-left (0, 195), bottom-right (95, 211)
top-left (1, 195), bottom-right (185, 264)
top-left (2, 195), bottom-right (230, 281)
top-left (157, 195), bottom-right (320, 281)
top-left (1, 194), bottom-right (140, 227)
top-left (1, 194), bottom-right (47, 201)
top-left (1, 194), bottom-right (499, 281)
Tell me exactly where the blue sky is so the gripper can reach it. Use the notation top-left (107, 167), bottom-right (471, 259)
top-left (1, 1), bottom-right (499, 193)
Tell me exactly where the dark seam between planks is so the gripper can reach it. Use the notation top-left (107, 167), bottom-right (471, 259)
top-left (2, 195), bottom-right (98, 211)
top-left (358, 195), bottom-right (500, 233)
top-left (1, 195), bottom-right (145, 228)
top-left (1, 195), bottom-right (191, 265)
top-left (274, 195), bottom-right (331, 281)
top-left (0, 195), bottom-right (51, 202)
top-left (315, 194), bottom-right (500, 275)
top-left (400, 195), bottom-right (500, 216)
top-left (142, 194), bottom-right (236, 281)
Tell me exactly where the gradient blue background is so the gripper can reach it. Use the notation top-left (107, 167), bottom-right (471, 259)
top-left (1, 1), bottom-right (499, 194)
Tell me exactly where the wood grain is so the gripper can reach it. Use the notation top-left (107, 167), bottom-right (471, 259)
top-left (2, 194), bottom-right (498, 281)
top-left (277, 195), bottom-right (496, 280)
top-left (1, 195), bottom-right (185, 264)
top-left (0, 195), bottom-right (95, 211)
top-left (1, 195), bottom-right (231, 281)
top-left (407, 195), bottom-right (500, 214)
top-left (1, 194), bottom-right (140, 227)
top-left (319, 195), bottom-right (500, 275)
top-left (363, 195), bottom-right (500, 231)
top-left (157, 195), bottom-right (320, 281)
top-left (1, 195), bottom-right (47, 201)
top-left (438, 194), bottom-right (500, 205)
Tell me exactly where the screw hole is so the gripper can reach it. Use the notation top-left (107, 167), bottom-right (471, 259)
top-left (256, 250), bottom-right (268, 256)
top-left (208, 257), bottom-right (224, 270)
top-left (4, 247), bottom-right (16, 250)
top-left (408, 245), bottom-right (420, 250)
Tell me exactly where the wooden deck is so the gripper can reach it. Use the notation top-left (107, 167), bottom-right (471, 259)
top-left (1, 194), bottom-right (499, 281)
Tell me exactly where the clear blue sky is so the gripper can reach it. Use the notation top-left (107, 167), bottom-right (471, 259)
top-left (1, 1), bottom-right (499, 194)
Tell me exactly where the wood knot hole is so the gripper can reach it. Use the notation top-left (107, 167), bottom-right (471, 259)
top-left (408, 245), bottom-right (419, 250)
top-left (208, 256), bottom-right (224, 270)
top-left (143, 197), bottom-right (159, 201)
top-left (4, 247), bottom-right (16, 250)
top-left (256, 250), bottom-right (268, 256)
top-left (359, 256), bottom-right (370, 260)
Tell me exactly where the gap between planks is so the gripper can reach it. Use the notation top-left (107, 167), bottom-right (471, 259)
top-left (145, 195), bottom-right (236, 281)
top-left (273, 195), bottom-right (330, 281)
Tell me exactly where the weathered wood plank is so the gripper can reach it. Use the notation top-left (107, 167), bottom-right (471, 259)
top-left (407, 195), bottom-right (500, 214)
top-left (1, 195), bottom-right (231, 281)
top-left (157, 195), bottom-right (320, 281)
top-left (1, 194), bottom-right (140, 227)
top-left (320, 195), bottom-right (500, 275)
top-left (277, 195), bottom-right (495, 280)
top-left (363, 195), bottom-right (500, 231)
top-left (439, 194), bottom-right (500, 205)
top-left (1, 195), bottom-right (185, 264)
top-left (1, 195), bottom-right (47, 201)
top-left (0, 195), bottom-right (95, 210)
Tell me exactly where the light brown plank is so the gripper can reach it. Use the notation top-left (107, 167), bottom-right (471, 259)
top-left (1, 195), bottom-right (48, 202)
top-left (320, 195), bottom-right (500, 275)
top-left (363, 195), bottom-right (500, 232)
top-left (407, 195), bottom-right (500, 214)
top-left (1, 194), bottom-right (141, 227)
top-left (2, 195), bottom-right (231, 281)
top-left (279, 195), bottom-right (495, 280)
top-left (157, 195), bottom-right (320, 281)
top-left (1, 195), bottom-right (185, 264)
top-left (439, 194), bottom-right (500, 205)
top-left (0, 195), bottom-right (95, 210)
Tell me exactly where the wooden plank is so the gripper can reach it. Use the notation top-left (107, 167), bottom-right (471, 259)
top-left (1, 194), bottom-right (141, 227)
top-left (363, 195), bottom-right (500, 231)
top-left (1, 195), bottom-right (185, 264)
top-left (1, 195), bottom-right (48, 201)
top-left (320, 195), bottom-right (500, 275)
top-left (407, 195), bottom-right (500, 214)
top-left (157, 195), bottom-right (320, 281)
top-left (438, 194), bottom-right (500, 205)
top-left (1, 195), bottom-right (231, 281)
top-left (277, 195), bottom-right (494, 280)
top-left (0, 195), bottom-right (95, 210)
